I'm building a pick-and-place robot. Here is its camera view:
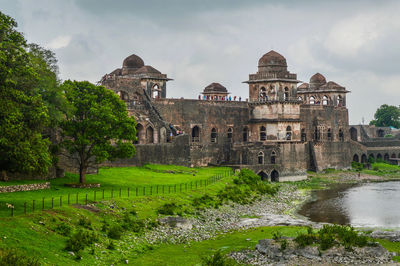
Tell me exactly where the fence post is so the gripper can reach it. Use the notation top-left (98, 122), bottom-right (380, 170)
top-left (42, 197), bottom-right (45, 210)
top-left (157, 185), bottom-right (159, 194)
top-left (162, 185), bottom-right (164, 194)
top-left (85, 194), bottom-right (88, 205)
top-left (144, 186), bottom-right (146, 196)
top-left (102, 189), bottom-right (105, 199)
top-left (52, 197), bottom-right (54, 209)
top-left (68, 194), bottom-right (70, 205)
top-left (11, 207), bottom-right (13, 217)
top-left (60, 196), bottom-right (62, 207)
top-left (24, 202), bottom-right (26, 215)
top-left (174, 184), bottom-right (176, 193)
top-left (128, 188), bottom-right (130, 197)
top-left (111, 189), bottom-right (113, 198)
top-left (150, 186), bottom-right (152, 195)
top-left (185, 183), bottom-right (187, 191)
top-left (119, 188), bottom-right (121, 198)
top-left (191, 182), bottom-right (192, 190)
top-left (32, 200), bottom-right (35, 212)
top-left (168, 186), bottom-right (170, 194)
top-left (180, 184), bottom-right (182, 192)
top-left (136, 187), bottom-right (138, 196)
top-left (94, 191), bottom-right (96, 201)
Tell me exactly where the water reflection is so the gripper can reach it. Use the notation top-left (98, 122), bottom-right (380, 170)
top-left (298, 181), bottom-right (400, 228)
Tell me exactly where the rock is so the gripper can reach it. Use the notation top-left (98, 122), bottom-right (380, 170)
top-left (125, 259), bottom-right (129, 264)
top-left (159, 216), bottom-right (193, 230)
top-left (370, 230), bottom-right (400, 242)
top-left (68, 251), bottom-right (75, 256)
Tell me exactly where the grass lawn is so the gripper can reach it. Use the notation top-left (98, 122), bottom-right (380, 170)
top-left (0, 164), bottom-right (231, 217)
top-left (130, 226), bottom-right (306, 266)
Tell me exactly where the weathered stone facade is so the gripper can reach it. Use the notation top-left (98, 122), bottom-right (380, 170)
top-left (98, 50), bottom-right (400, 181)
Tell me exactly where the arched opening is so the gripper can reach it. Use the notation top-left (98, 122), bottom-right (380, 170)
top-left (258, 151), bottom-right (264, 164)
top-left (211, 128), bottom-right (218, 143)
top-left (260, 87), bottom-right (267, 101)
top-left (361, 154), bottom-right (367, 163)
top-left (384, 153), bottom-right (390, 161)
top-left (349, 127), bottom-right (358, 141)
top-left (271, 170), bottom-right (279, 182)
top-left (146, 126), bottom-right (154, 143)
top-left (322, 95), bottom-right (328, 105)
top-left (286, 126), bottom-right (292, 140)
top-left (227, 128), bottom-right (233, 141)
top-left (353, 154), bottom-right (359, 162)
top-left (337, 95), bottom-right (343, 106)
top-left (135, 123), bottom-right (145, 144)
top-left (192, 126), bottom-right (200, 142)
top-left (301, 128), bottom-right (306, 142)
top-left (271, 151), bottom-right (276, 164)
top-left (160, 127), bottom-right (167, 143)
top-left (369, 154), bottom-right (375, 162)
top-left (298, 96), bottom-right (303, 102)
top-left (377, 153), bottom-right (382, 160)
top-left (258, 171), bottom-right (268, 181)
top-left (339, 129), bottom-right (344, 142)
top-left (284, 87), bottom-right (289, 101)
top-left (243, 127), bottom-right (248, 142)
top-left (314, 127), bottom-right (321, 141)
top-left (119, 91), bottom-right (129, 101)
top-left (391, 153), bottom-right (396, 158)
top-left (152, 84), bottom-right (161, 99)
top-left (309, 96), bottom-right (315, 105)
top-left (260, 126), bottom-right (267, 141)
top-left (377, 129), bottom-right (385, 138)
top-left (327, 128), bottom-right (332, 141)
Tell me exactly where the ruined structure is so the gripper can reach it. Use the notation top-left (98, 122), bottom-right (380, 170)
top-left (99, 51), bottom-right (400, 181)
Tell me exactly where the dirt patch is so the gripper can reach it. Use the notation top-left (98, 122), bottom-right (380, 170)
top-left (73, 204), bottom-right (100, 213)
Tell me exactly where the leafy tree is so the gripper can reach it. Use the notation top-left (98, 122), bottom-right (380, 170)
top-left (0, 11), bottom-right (52, 177)
top-left (369, 104), bottom-right (400, 129)
top-left (60, 80), bottom-right (137, 183)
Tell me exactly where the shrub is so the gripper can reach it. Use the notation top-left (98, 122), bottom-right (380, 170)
top-left (294, 233), bottom-right (316, 248)
top-left (107, 241), bottom-right (115, 250)
top-left (107, 224), bottom-right (124, 240)
top-left (351, 161), bottom-right (363, 171)
top-left (77, 217), bottom-right (92, 229)
top-left (0, 248), bottom-right (40, 266)
top-left (55, 223), bottom-right (72, 236)
top-left (65, 230), bottom-right (98, 252)
top-left (157, 203), bottom-right (178, 215)
top-left (192, 194), bottom-right (216, 209)
top-left (201, 250), bottom-right (237, 266)
top-left (121, 213), bottom-right (145, 233)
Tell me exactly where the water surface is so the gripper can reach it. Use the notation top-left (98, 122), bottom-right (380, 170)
top-left (298, 181), bottom-right (400, 228)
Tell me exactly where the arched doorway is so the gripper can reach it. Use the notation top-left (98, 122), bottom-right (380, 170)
top-left (146, 126), bottom-right (154, 143)
top-left (210, 128), bottom-right (217, 143)
top-left (136, 123), bottom-right (145, 144)
top-left (384, 153), bottom-right (390, 161)
top-left (160, 127), bottom-right (167, 143)
top-left (258, 171), bottom-right (268, 181)
top-left (349, 127), bottom-right (358, 141)
top-left (271, 170), bottom-right (279, 182)
top-left (361, 154), bottom-right (367, 163)
top-left (192, 126), bottom-right (200, 142)
top-left (377, 129), bottom-right (385, 138)
top-left (377, 153), bottom-right (382, 160)
top-left (391, 153), bottom-right (396, 158)
top-left (258, 152), bottom-right (264, 164)
top-left (369, 154), bottom-right (375, 162)
top-left (353, 154), bottom-right (359, 162)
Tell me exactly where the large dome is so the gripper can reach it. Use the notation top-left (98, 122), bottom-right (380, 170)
top-left (203, 83), bottom-right (228, 93)
top-left (122, 54), bottom-right (145, 69)
top-left (310, 73), bottom-right (326, 85)
top-left (258, 50), bottom-right (287, 67)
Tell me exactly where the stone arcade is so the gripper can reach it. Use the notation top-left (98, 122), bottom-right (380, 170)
top-left (98, 50), bottom-right (400, 181)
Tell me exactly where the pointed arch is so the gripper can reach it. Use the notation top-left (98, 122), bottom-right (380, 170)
top-left (258, 151), bottom-right (264, 164)
top-left (192, 126), bottom-right (200, 142)
top-left (271, 170), bottom-right (279, 182)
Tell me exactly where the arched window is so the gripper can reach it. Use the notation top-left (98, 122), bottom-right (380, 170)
top-left (377, 129), bottom-right (385, 138)
top-left (119, 91), bottom-right (129, 101)
top-left (298, 96), bottom-right (303, 101)
top-left (314, 127), bottom-right (321, 141)
top-left (369, 154), bottom-right (375, 162)
top-left (135, 123), bottom-right (145, 144)
top-left (211, 128), bottom-right (217, 143)
top-left (339, 129), bottom-right (344, 142)
top-left (286, 126), bottom-right (292, 140)
top-left (260, 87), bottom-right (267, 101)
top-left (258, 171), bottom-right (268, 181)
top-left (271, 151), bottom-right (276, 164)
top-left (258, 151), bottom-right (264, 164)
top-left (271, 170), bottom-right (279, 182)
top-left (353, 154), bottom-right (359, 162)
top-left (377, 153), bottom-right (382, 160)
top-left (152, 84), bottom-right (160, 99)
top-left (384, 153), bottom-right (389, 161)
top-left (350, 127), bottom-right (357, 141)
top-left (192, 126), bottom-right (200, 142)
top-left (301, 128), bottom-right (306, 142)
top-left (337, 95), bottom-right (343, 106)
top-left (260, 126), bottom-right (267, 141)
top-left (227, 128), bottom-right (233, 141)
top-left (309, 96), bottom-right (315, 105)
top-left (327, 128), bottom-right (332, 141)
top-left (361, 154), bottom-right (367, 163)
top-left (284, 87), bottom-right (289, 101)
top-left (243, 127), bottom-right (248, 142)
top-left (146, 126), bottom-right (154, 143)
top-left (391, 153), bottom-right (396, 159)
top-left (322, 95), bottom-right (328, 105)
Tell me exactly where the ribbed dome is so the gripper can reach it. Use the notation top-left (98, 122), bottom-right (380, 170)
top-left (204, 83), bottom-right (227, 93)
top-left (258, 50), bottom-right (287, 67)
top-left (122, 54), bottom-right (145, 69)
top-left (310, 73), bottom-right (326, 84)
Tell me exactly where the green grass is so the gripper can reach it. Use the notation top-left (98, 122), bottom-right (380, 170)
top-left (376, 239), bottom-right (400, 262)
top-left (130, 226), bottom-right (307, 266)
top-left (0, 164), bottom-right (231, 217)
top-left (287, 176), bottom-right (336, 190)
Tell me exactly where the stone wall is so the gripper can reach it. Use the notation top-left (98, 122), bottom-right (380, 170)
top-left (0, 182), bottom-right (50, 193)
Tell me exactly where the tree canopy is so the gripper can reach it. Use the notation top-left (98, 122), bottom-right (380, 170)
top-left (369, 104), bottom-right (400, 129)
top-left (60, 80), bottom-right (137, 183)
top-left (0, 11), bottom-right (52, 176)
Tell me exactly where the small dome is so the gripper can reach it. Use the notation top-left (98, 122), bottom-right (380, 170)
top-left (110, 68), bottom-right (122, 76)
top-left (298, 83), bottom-right (309, 90)
top-left (134, 65), bottom-right (161, 74)
top-left (123, 54), bottom-right (145, 69)
top-left (204, 83), bottom-right (227, 93)
top-left (258, 50), bottom-right (287, 67)
top-left (310, 73), bottom-right (326, 85)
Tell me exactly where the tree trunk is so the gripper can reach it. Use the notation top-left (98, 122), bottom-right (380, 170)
top-left (79, 165), bottom-right (86, 184)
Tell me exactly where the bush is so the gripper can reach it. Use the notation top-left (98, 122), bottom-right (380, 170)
top-left (107, 224), bottom-right (124, 240)
top-left (0, 248), bottom-right (40, 266)
top-left (351, 161), bottom-right (364, 171)
top-left (65, 230), bottom-right (98, 252)
top-left (121, 213), bottom-right (145, 233)
top-left (54, 223), bottom-right (72, 236)
top-left (157, 203), bottom-right (178, 215)
top-left (192, 194), bottom-right (216, 209)
top-left (77, 217), bottom-right (92, 229)
top-left (201, 250), bottom-right (237, 266)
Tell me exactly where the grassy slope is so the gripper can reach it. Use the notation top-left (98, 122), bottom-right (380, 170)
top-left (0, 165), bottom-right (230, 217)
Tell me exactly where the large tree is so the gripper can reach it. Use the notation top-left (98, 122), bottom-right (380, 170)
top-left (60, 80), bottom-right (137, 183)
top-left (0, 11), bottom-right (52, 177)
top-left (369, 104), bottom-right (400, 129)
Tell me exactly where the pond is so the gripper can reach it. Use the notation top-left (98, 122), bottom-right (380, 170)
top-left (298, 181), bottom-right (400, 229)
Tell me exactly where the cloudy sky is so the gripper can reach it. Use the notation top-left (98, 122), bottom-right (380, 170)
top-left (1, 0), bottom-right (399, 124)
